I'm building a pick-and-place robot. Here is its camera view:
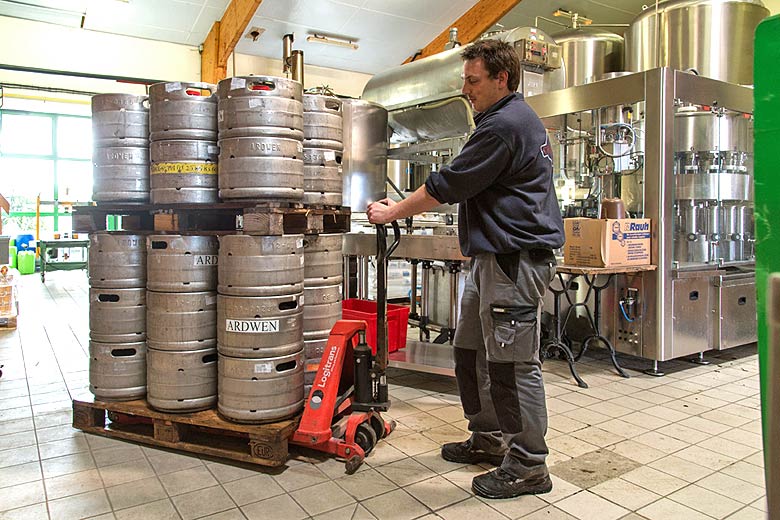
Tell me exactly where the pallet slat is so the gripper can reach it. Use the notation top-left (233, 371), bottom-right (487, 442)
top-left (73, 398), bottom-right (299, 467)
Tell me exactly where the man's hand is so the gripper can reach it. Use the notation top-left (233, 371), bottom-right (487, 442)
top-left (367, 198), bottom-right (396, 224)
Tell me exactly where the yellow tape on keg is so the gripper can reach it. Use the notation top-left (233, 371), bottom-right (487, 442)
top-left (150, 162), bottom-right (217, 175)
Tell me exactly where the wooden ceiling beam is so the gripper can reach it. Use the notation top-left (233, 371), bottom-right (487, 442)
top-left (201, 0), bottom-right (263, 84)
top-left (404, 0), bottom-right (525, 63)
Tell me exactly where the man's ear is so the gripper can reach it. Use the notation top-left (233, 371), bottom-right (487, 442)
top-left (497, 70), bottom-right (509, 88)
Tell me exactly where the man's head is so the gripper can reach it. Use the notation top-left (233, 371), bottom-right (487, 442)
top-left (460, 39), bottom-right (521, 113)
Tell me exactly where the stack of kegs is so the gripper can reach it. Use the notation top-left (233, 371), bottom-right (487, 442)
top-left (87, 232), bottom-right (147, 400)
top-left (216, 76), bottom-right (304, 201)
top-left (302, 95), bottom-right (344, 207)
top-left (302, 234), bottom-right (344, 397)
top-left (216, 234), bottom-right (305, 422)
top-left (149, 82), bottom-right (219, 204)
top-left (91, 94), bottom-right (150, 202)
top-left (145, 235), bottom-right (219, 412)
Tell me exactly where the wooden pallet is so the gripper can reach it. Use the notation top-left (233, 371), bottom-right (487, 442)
top-left (0, 315), bottom-right (16, 329)
top-left (72, 398), bottom-right (299, 467)
top-left (73, 202), bottom-right (350, 235)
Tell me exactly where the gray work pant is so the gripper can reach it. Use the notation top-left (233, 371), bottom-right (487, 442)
top-left (452, 249), bottom-right (556, 479)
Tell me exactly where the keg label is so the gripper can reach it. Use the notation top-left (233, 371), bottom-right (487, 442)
top-left (324, 151), bottom-right (336, 162)
top-left (194, 255), bottom-right (218, 266)
top-left (218, 110), bottom-right (224, 122)
top-left (226, 319), bottom-right (280, 333)
top-left (151, 162), bottom-right (218, 175)
top-left (254, 362), bottom-right (273, 374)
top-left (165, 82), bottom-right (182, 92)
top-left (248, 98), bottom-right (266, 108)
top-left (299, 294), bottom-right (305, 305)
top-left (297, 238), bottom-right (304, 249)
top-left (231, 77), bottom-right (246, 90)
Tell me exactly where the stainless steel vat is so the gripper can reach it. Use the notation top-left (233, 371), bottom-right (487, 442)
top-left (625, 0), bottom-right (769, 85)
top-left (89, 340), bottom-right (146, 401)
top-left (341, 100), bottom-right (388, 211)
top-left (89, 287), bottom-right (146, 343)
top-left (146, 291), bottom-right (217, 351)
top-left (149, 81), bottom-right (217, 141)
top-left (147, 235), bottom-right (219, 292)
top-left (217, 234), bottom-right (304, 297)
top-left (217, 351), bottom-right (304, 423)
top-left (88, 232), bottom-right (146, 289)
top-left (146, 347), bottom-right (217, 412)
top-left (552, 27), bottom-right (624, 88)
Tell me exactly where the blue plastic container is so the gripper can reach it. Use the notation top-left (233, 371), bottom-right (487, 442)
top-left (15, 234), bottom-right (35, 252)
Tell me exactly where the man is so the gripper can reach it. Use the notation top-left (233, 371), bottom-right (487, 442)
top-left (367, 39), bottom-right (564, 500)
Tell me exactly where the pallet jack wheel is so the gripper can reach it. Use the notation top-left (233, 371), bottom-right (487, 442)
top-left (370, 415), bottom-right (386, 440)
top-left (355, 422), bottom-right (378, 455)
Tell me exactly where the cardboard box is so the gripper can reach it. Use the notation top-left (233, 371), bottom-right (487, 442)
top-left (563, 218), bottom-right (652, 267)
top-left (0, 267), bottom-right (18, 318)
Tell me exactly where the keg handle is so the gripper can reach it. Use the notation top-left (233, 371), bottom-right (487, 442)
top-left (375, 220), bottom-right (400, 372)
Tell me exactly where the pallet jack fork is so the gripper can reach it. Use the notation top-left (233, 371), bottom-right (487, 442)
top-left (291, 222), bottom-right (401, 474)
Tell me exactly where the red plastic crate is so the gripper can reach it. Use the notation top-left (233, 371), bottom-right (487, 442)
top-left (341, 299), bottom-right (410, 354)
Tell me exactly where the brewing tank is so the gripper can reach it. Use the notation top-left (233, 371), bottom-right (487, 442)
top-left (552, 27), bottom-right (624, 88)
top-left (625, 0), bottom-right (769, 85)
top-left (341, 99), bottom-right (388, 211)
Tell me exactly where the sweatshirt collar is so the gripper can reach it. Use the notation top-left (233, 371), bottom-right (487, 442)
top-left (473, 92), bottom-right (523, 124)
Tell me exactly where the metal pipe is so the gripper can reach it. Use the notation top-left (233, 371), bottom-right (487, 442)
top-left (291, 50), bottom-right (304, 86)
top-left (282, 34), bottom-right (294, 75)
top-left (409, 260), bottom-right (418, 317)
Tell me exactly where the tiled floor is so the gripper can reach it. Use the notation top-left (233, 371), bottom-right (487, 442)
top-left (0, 272), bottom-right (768, 520)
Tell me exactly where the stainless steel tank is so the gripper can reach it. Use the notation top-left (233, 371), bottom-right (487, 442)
top-left (217, 350), bottom-right (304, 423)
top-left (217, 293), bottom-right (304, 358)
top-left (625, 0), bottom-right (769, 85)
top-left (147, 235), bottom-right (219, 292)
top-left (88, 232), bottom-right (146, 289)
top-left (217, 234), bottom-right (304, 297)
top-left (146, 291), bottom-right (217, 351)
top-left (146, 347), bottom-right (217, 412)
top-left (89, 287), bottom-right (146, 343)
top-left (552, 27), bottom-right (624, 88)
top-left (149, 81), bottom-right (217, 141)
top-left (89, 340), bottom-right (146, 401)
top-left (149, 140), bottom-right (219, 204)
top-left (341, 99), bottom-right (388, 211)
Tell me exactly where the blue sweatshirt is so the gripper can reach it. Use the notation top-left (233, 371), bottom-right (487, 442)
top-left (425, 93), bottom-right (565, 256)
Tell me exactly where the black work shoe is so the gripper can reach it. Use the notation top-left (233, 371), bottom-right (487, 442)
top-left (441, 439), bottom-right (505, 466)
top-left (472, 468), bottom-right (553, 499)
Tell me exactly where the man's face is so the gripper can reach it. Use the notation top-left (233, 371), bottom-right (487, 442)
top-left (461, 58), bottom-right (510, 113)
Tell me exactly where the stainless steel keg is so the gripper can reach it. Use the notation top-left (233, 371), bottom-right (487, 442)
top-left (147, 235), bottom-right (219, 292)
top-left (146, 347), bottom-right (217, 412)
top-left (89, 340), bottom-right (146, 401)
top-left (217, 234), bottom-right (303, 297)
top-left (88, 232), bottom-right (146, 288)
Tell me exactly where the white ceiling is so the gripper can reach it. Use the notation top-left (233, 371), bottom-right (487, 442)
top-left (0, 0), bottom-right (776, 75)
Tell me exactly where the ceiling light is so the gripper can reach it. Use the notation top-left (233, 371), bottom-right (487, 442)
top-left (306, 34), bottom-right (358, 50)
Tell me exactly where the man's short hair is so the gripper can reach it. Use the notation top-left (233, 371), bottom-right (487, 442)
top-left (461, 39), bottom-right (521, 92)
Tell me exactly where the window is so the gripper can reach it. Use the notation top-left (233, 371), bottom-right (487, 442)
top-left (0, 109), bottom-right (92, 236)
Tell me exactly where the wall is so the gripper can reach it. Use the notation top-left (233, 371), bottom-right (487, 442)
top-left (0, 15), bottom-right (371, 101)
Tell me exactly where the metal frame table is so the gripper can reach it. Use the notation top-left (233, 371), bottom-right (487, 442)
top-left (38, 239), bottom-right (89, 282)
top-left (543, 264), bottom-right (657, 388)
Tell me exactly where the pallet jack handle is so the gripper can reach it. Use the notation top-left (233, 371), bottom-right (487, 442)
top-left (375, 221), bottom-right (401, 372)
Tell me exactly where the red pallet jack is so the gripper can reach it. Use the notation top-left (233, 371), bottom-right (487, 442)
top-left (291, 221), bottom-right (401, 474)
